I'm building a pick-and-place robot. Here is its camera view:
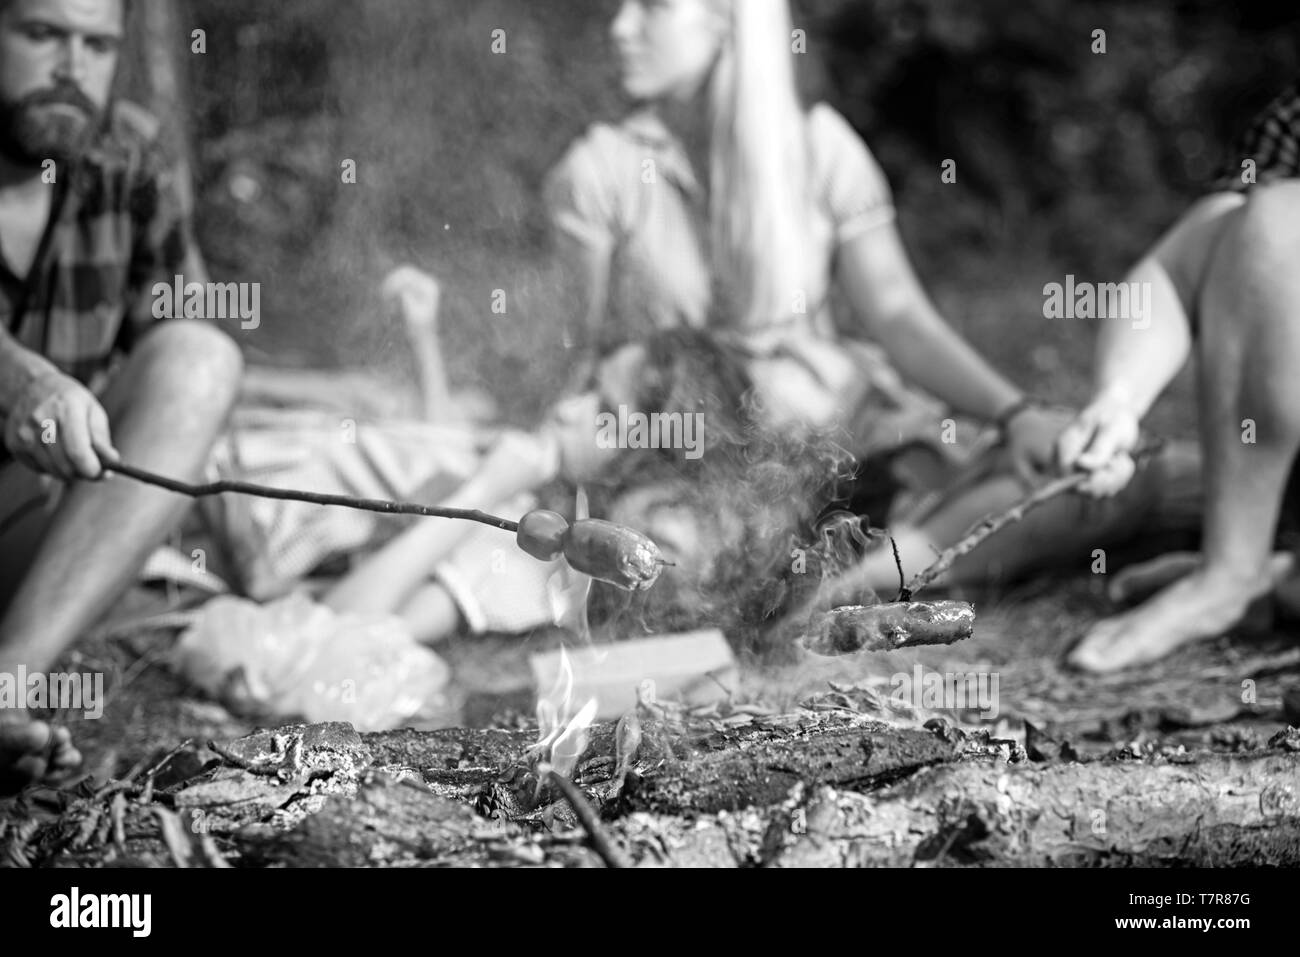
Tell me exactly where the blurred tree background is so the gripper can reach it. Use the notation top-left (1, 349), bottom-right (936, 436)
top-left (134, 0), bottom-right (1298, 432)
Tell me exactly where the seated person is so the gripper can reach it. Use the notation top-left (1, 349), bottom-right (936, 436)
top-left (321, 325), bottom-right (867, 644)
top-left (1060, 82), bottom-right (1300, 672)
top-left (546, 0), bottom-right (1200, 610)
top-left (0, 0), bottom-right (242, 793)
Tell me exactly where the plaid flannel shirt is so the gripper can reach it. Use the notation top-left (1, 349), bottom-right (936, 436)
top-left (1213, 82), bottom-right (1300, 192)
top-left (1, 99), bottom-right (197, 387)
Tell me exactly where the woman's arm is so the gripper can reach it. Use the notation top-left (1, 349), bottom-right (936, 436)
top-left (836, 222), bottom-right (1023, 423)
top-left (835, 221), bottom-right (1073, 483)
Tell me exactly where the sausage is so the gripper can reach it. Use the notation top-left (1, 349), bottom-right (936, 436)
top-left (802, 601), bottom-right (975, 656)
top-left (560, 519), bottom-right (666, 591)
top-left (516, 509), bottom-right (571, 561)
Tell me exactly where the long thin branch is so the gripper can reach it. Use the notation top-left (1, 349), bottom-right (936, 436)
top-left (903, 441), bottom-right (1166, 599)
top-left (903, 472), bottom-right (1087, 599)
top-left (541, 767), bottom-right (631, 868)
top-left (106, 462), bottom-right (520, 533)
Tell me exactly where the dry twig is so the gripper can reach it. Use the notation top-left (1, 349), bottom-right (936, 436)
top-left (540, 765), bottom-right (631, 869)
top-left (108, 462), bottom-right (519, 532)
top-left (904, 442), bottom-right (1163, 599)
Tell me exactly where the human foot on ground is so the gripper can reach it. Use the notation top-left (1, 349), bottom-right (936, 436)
top-left (0, 718), bottom-right (82, 796)
top-left (1107, 552), bottom-right (1202, 605)
top-left (1275, 556), bottom-right (1300, 619)
top-left (1069, 553), bottom-right (1295, 673)
top-left (1110, 549), bottom-right (1300, 618)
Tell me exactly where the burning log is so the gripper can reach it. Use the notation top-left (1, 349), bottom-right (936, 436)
top-left (26, 717), bottom-right (1300, 868)
top-left (802, 601), bottom-right (976, 656)
top-left (626, 724), bottom-right (956, 816)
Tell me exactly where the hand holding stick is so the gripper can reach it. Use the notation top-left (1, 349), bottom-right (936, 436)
top-left (903, 439), bottom-right (1163, 600)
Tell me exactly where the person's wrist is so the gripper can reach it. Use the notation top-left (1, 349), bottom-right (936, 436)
top-left (0, 355), bottom-right (50, 420)
top-left (1092, 384), bottom-right (1145, 420)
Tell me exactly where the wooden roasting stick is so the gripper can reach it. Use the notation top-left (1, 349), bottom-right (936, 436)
top-left (107, 461), bottom-right (521, 531)
top-left (105, 461), bottom-right (666, 592)
top-left (804, 442), bottom-right (1163, 656)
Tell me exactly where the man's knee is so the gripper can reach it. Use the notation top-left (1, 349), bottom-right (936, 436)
top-left (134, 320), bottom-right (244, 406)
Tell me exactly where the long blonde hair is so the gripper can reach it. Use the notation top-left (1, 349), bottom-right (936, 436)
top-left (706, 0), bottom-right (811, 330)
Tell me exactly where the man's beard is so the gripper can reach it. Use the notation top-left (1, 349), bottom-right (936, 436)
top-left (0, 83), bottom-right (104, 167)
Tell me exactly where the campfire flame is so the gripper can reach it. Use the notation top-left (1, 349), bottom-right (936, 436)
top-left (532, 646), bottom-right (597, 780)
top-left (550, 696), bottom-right (598, 780)
top-left (547, 567), bottom-right (592, 642)
top-left (530, 488), bottom-right (599, 780)
top-left (547, 483), bottom-right (594, 641)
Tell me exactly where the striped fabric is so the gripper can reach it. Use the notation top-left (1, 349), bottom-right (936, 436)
top-left (1214, 82), bottom-right (1300, 192)
top-left (1, 99), bottom-right (196, 385)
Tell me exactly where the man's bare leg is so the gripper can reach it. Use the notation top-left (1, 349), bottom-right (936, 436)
top-left (1070, 182), bottom-right (1300, 671)
top-left (0, 320), bottom-right (242, 792)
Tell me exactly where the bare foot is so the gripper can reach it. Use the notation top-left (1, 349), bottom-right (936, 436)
top-left (0, 719), bottom-right (82, 796)
top-left (1277, 563), bottom-right (1300, 619)
top-left (1107, 551), bottom-right (1202, 605)
top-left (1069, 554), bottom-right (1296, 673)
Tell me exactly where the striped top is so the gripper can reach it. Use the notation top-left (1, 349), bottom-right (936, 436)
top-left (1, 100), bottom-right (196, 385)
top-left (1214, 82), bottom-right (1300, 192)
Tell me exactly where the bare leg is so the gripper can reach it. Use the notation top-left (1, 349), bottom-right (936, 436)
top-left (0, 320), bottom-right (242, 790)
top-left (1071, 182), bottom-right (1300, 671)
top-left (397, 583), bottom-right (463, 646)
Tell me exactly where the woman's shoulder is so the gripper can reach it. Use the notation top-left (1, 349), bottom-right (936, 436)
top-left (806, 103), bottom-right (878, 172)
top-left (804, 102), bottom-right (896, 238)
top-left (545, 112), bottom-right (665, 230)
top-left (551, 111), bottom-right (664, 184)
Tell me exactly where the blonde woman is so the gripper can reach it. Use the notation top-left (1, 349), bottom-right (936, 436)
top-left (545, 0), bottom-right (1171, 599)
top-left (328, 0), bottom-right (1184, 645)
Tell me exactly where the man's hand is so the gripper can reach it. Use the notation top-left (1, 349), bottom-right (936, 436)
top-left (1055, 392), bottom-right (1142, 497)
top-left (3, 372), bottom-right (119, 480)
top-left (1004, 405), bottom-right (1075, 487)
